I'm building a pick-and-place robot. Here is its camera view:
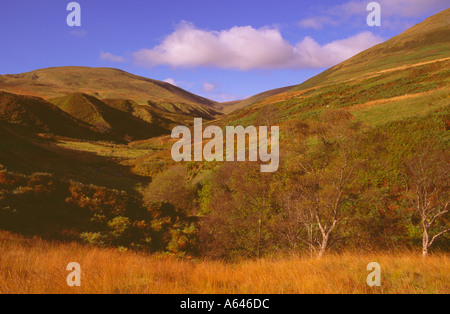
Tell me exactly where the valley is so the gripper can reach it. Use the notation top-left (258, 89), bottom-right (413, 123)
top-left (0, 8), bottom-right (448, 291)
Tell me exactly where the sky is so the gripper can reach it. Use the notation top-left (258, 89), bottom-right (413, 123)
top-left (0, 0), bottom-right (448, 102)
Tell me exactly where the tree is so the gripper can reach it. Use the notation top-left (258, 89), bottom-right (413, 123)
top-left (282, 111), bottom-right (364, 257)
top-left (404, 150), bottom-right (449, 257)
top-left (197, 162), bottom-right (278, 260)
top-left (229, 163), bottom-right (277, 258)
top-left (143, 165), bottom-right (195, 215)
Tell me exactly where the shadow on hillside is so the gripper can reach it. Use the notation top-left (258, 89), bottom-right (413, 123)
top-left (0, 123), bottom-right (151, 190)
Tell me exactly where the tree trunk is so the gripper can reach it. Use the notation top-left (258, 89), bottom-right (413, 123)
top-left (257, 218), bottom-right (262, 259)
top-left (318, 235), bottom-right (328, 258)
top-left (422, 227), bottom-right (429, 258)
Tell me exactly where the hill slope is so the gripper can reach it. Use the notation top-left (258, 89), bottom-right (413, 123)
top-left (222, 9), bottom-right (450, 126)
top-left (294, 8), bottom-right (450, 91)
top-left (0, 66), bottom-right (216, 106)
top-left (48, 93), bottom-right (167, 140)
top-left (0, 67), bottom-right (223, 125)
top-left (0, 91), bottom-right (102, 139)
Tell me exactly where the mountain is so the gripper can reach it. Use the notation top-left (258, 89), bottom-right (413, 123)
top-left (0, 66), bottom-right (223, 124)
top-left (223, 9), bottom-right (450, 126)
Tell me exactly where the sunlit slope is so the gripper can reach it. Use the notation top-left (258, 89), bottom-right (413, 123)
top-left (296, 8), bottom-right (450, 91)
top-left (222, 85), bottom-right (295, 114)
top-left (0, 66), bottom-right (224, 126)
top-left (0, 66), bottom-right (216, 106)
top-left (48, 93), bottom-right (168, 140)
top-left (222, 9), bottom-right (450, 126)
top-left (0, 91), bottom-right (101, 139)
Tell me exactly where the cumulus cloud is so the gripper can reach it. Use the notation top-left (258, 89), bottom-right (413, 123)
top-left (100, 52), bottom-right (126, 63)
top-left (163, 78), bottom-right (179, 86)
top-left (133, 22), bottom-right (383, 70)
top-left (298, 0), bottom-right (449, 29)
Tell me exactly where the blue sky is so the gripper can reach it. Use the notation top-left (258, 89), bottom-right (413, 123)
top-left (0, 0), bottom-right (448, 102)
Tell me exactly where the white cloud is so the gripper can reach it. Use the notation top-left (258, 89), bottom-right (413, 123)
top-left (163, 78), bottom-right (179, 86)
top-left (376, 0), bottom-right (448, 17)
top-left (133, 22), bottom-right (382, 71)
top-left (202, 82), bottom-right (216, 92)
top-left (298, 17), bottom-right (338, 30)
top-left (293, 31), bottom-right (383, 68)
top-left (100, 52), bottom-right (126, 63)
top-left (299, 0), bottom-right (449, 29)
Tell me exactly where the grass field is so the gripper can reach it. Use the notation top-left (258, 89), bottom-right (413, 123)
top-left (0, 231), bottom-right (448, 294)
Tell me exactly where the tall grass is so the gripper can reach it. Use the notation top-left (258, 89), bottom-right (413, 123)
top-left (0, 231), bottom-right (448, 294)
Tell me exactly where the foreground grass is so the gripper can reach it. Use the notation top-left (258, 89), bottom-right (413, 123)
top-left (0, 231), bottom-right (448, 294)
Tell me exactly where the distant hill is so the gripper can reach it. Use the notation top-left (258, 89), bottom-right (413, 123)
top-left (0, 66), bottom-right (223, 124)
top-left (222, 85), bottom-right (295, 114)
top-left (0, 66), bottom-right (215, 106)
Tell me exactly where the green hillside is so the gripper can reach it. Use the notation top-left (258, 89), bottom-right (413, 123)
top-left (223, 9), bottom-right (450, 127)
top-left (295, 8), bottom-right (450, 91)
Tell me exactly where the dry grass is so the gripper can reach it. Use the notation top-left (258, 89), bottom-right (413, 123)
top-left (0, 231), bottom-right (448, 294)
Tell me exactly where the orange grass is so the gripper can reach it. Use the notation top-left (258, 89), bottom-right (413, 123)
top-left (0, 231), bottom-right (448, 294)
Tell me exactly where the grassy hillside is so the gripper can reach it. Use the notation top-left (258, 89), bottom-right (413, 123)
top-left (295, 8), bottom-right (450, 91)
top-left (0, 123), bottom-right (151, 189)
top-left (223, 9), bottom-right (450, 125)
top-left (222, 85), bottom-right (295, 114)
top-left (0, 91), bottom-right (102, 140)
top-left (0, 67), bottom-right (223, 128)
top-left (0, 66), bottom-right (217, 108)
top-left (49, 93), bottom-right (168, 141)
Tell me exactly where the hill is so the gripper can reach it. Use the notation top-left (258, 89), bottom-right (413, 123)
top-left (223, 9), bottom-right (450, 126)
top-left (0, 66), bottom-right (216, 106)
top-left (48, 93), bottom-right (167, 141)
top-left (0, 66), bottom-right (223, 124)
top-left (222, 85), bottom-right (295, 114)
top-left (0, 91), bottom-right (101, 140)
top-left (294, 8), bottom-right (450, 91)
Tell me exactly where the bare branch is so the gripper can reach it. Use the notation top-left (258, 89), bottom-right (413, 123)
top-left (428, 228), bottom-right (450, 248)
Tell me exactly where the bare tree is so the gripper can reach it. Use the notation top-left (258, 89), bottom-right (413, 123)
top-left (404, 151), bottom-right (449, 258)
top-left (289, 152), bottom-right (362, 257)
top-left (283, 115), bottom-right (364, 257)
